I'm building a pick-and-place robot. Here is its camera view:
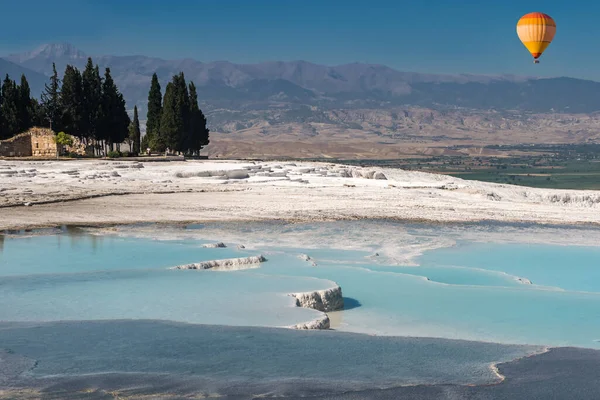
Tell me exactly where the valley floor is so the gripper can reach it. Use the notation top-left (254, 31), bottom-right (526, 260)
top-left (1, 158), bottom-right (600, 231)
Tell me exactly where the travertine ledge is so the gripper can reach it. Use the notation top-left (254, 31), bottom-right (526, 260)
top-left (170, 255), bottom-right (266, 270)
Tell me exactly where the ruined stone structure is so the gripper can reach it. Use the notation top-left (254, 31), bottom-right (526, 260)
top-left (0, 128), bottom-right (86, 157)
top-left (0, 128), bottom-right (57, 157)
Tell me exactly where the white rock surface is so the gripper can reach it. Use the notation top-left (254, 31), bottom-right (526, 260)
top-left (171, 255), bottom-right (266, 270)
top-left (2, 159), bottom-right (600, 230)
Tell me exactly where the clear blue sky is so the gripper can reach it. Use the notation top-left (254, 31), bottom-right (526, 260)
top-left (1, 0), bottom-right (598, 80)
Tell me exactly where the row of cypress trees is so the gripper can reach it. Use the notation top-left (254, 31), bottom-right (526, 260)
top-left (143, 72), bottom-right (210, 155)
top-left (0, 59), bottom-right (132, 155)
top-left (1, 63), bottom-right (210, 157)
top-left (40, 60), bottom-right (131, 154)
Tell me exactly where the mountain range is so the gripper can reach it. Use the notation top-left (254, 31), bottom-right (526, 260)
top-left (4, 43), bottom-right (600, 113)
top-left (2, 43), bottom-right (600, 158)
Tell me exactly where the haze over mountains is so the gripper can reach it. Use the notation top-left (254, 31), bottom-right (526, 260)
top-left (2, 43), bottom-right (600, 158)
top-left (4, 43), bottom-right (600, 112)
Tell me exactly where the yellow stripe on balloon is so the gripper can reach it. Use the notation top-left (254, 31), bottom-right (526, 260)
top-left (521, 41), bottom-right (551, 56)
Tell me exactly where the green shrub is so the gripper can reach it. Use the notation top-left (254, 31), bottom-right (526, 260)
top-left (53, 131), bottom-right (74, 147)
top-left (107, 151), bottom-right (122, 158)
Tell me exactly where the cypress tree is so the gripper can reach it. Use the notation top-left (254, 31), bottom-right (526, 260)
top-left (146, 73), bottom-right (162, 149)
top-left (114, 93), bottom-right (130, 148)
top-left (60, 65), bottom-right (84, 138)
top-left (17, 74), bottom-right (34, 133)
top-left (98, 68), bottom-right (130, 151)
top-left (128, 105), bottom-right (141, 154)
top-left (174, 72), bottom-right (190, 153)
top-left (185, 81), bottom-right (198, 154)
top-left (157, 72), bottom-right (190, 153)
top-left (0, 75), bottom-right (19, 139)
top-left (188, 81), bottom-right (210, 155)
top-left (40, 63), bottom-right (62, 131)
top-left (157, 81), bottom-right (176, 152)
top-left (97, 70), bottom-right (110, 149)
top-left (82, 58), bottom-right (102, 142)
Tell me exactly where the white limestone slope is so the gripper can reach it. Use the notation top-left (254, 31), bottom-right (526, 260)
top-left (1, 159), bottom-right (600, 230)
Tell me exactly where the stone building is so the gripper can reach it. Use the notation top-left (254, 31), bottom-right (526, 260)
top-left (0, 128), bottom-right (86, 157)
top-left (0, 128), bottom-right (57, 157)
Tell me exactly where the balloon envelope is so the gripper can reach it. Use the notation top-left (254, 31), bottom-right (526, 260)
top-left (516, 12), bottom-right (556, 60)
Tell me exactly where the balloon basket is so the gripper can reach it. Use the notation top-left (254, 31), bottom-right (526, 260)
top-left (534, 60), bottom-right (540, 64)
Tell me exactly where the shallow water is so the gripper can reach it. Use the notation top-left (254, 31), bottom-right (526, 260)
top-left (2, 222), bottom-right (600, 349)
top-left (0, 233), bottom-right (327, 327)
top-left (418, 241), bottom-right (600, 292)
top-left (260, 254), bottom-right (600, 347)
top-left (0, 232), bottom-right (244, 276)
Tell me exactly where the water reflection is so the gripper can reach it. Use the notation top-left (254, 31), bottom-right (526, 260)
top-left (62, 225), bottom-right (102, 252)
top-left (45, 226), bottom-right (103, 253)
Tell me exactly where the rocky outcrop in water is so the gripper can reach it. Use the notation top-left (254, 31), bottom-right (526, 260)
top-left (289, 315), bottom-right (331, 330)
top-left (171, 255), bottom-right (266, 271)
top-left (298, 254), bottom-right (317, 266)
top-left (299, 254), bottom-right (312, 262)
top-left (290, 286), bottom-right (344, 312)
top-left (202, 242), bottom-right (227, 248)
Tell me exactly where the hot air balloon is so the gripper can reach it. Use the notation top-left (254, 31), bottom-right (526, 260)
top-left (516, 12), bottom-right (556, 63)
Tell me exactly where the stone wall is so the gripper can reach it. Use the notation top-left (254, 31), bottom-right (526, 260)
top-left (0, 128), bottom-right (57, 157)
top-left (30, 128), bottom-right (58, 157)
top-left (0, 133), bottom-right (34, 157)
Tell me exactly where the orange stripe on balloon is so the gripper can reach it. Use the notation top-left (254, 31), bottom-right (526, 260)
top-left (517, 17), bottom-right (556, 27)
top-left (517, 12), bottom-right (556, 27)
